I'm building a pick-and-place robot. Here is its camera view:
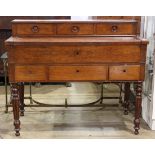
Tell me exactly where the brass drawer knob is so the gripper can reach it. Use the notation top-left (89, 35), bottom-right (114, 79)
top-left (111, 25), bottom-right (118, 32)
top-left (31, 25), bottom-right (39, 33)
top-left (71, 26), bottom-right (80, 33)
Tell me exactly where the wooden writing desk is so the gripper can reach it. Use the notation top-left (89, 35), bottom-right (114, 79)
top-left (5, 19), bottom-right (148, 136)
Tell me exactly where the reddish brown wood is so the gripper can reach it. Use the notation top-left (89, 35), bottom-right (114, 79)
top-left (134, 82), bottom-right (142, 135)
top-left (15, 65), bottom-right (47, 82)
top-left (9, 45), bottom-right (142, 64)
top-left (92, 16), bottom-right (141, 35)
top-left (10, 83), bottom-right (20, 136)
top-left (0, 16), bottom-right (70, 29)
top-left (5, 19), bottom-right (148, 136)
top-left (96, 22), bottom-right (137, 35)
top-left (57, 23), bottom-right (94, 35)
top-left (5, 36), bottom-right (148, 46)
top-left (11, 20), bottom-right (139, 37)
top-left (49, 65), bottom-right (108, 81)
top-left (14, 23), bottom-right (56, 36)
top-left (109, 65), bottom-right (141, 81)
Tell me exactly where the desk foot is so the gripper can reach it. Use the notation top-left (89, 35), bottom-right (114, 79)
top-left (134, 119), bottom-right (140, 135)
top-left (134, 130), bottom-right (139, 135)
top-left (14, 120), bottom-right (20, 136)
top-left (134, 82), bottom-right (142, 135)
top-left (11, 83), bottom-right (21, 136)
top-left (15, 132), bottom-right (20, 136)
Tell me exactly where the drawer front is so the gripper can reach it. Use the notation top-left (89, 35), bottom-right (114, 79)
top-left (57, 23), bottom-right (94, 35)
top-left (96, 23), bottom-right (136, 35)
top-left (15, 65), bottom-right (47, 81)
top-left (49, 65), bottom-right (107, 81)
top-left (109, 65), bottom-right (141, 80)
top-left (11, 45), bottom-right (141, 64)
top-left (14, 24), bottom-right (56, 36)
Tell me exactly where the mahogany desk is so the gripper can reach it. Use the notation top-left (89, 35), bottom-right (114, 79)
top-left (5, 19), bottom-right (148, 136)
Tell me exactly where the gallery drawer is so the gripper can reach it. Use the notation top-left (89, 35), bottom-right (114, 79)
top-left (57, 23), bottom-right (94, 35)
top-left (49, 65), bottom-right (108, 81)
top-left (13, 24), bottom-right (56, 36)
top-left (15, 65), bottom-right (47, 81)
top-left (109, 65), bottom-right (141, 80)
top-left (96, 22), bottom-right (137, 35)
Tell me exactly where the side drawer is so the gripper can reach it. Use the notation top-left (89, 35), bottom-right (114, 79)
top-left (15, 65), bottom-right (47, 81)
top-left (49, 65), bottom-right (108, 81)
top-left (96, 22), bottom-right (137, 35)
top-left (109, 65), bottom-right (142, 81)
top-left (57, 23), bottom-right (94, 35)
top-left (13, 23), bottom-right (56, 36)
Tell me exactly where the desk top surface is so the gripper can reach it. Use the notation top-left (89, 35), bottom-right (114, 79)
top-left (5, 36), bottom-right (148, 46)
top-left (12, 19), bottom-right (138, 24)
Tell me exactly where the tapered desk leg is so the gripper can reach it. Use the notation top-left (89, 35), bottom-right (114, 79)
top-left (124, 82), bottom-right (130, 115)
top-left (134, 82), bottom-right (142, 135)
top-left (11, 83), bottom-right (20, 136)
top-left (19, 83), bottom-right (24, 116)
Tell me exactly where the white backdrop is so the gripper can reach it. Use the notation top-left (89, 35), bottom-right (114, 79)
top-left (71, 16), bottom-right (89, 20)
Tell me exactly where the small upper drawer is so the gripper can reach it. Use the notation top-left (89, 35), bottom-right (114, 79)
top-left (109, 65), bottom-right (141, 81)
top-left (96, 23), bottom-right (137, 35)
top-left (57, 23), bottom-right (94, 35)
top-left (13, 24), bottom-right (56, 36)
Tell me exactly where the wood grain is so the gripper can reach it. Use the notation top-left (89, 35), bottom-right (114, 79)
top-left (109, 65), bottom-right (141, 80)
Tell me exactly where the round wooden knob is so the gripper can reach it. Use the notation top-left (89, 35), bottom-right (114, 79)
top-left (111, 25), bottom-right (118, 32)
top-left (71, 26), bottom-right (80, 33)
top-left (76, 70), bottom-right (80, 73)
top-left (31, 25), bottom-right (39, 33)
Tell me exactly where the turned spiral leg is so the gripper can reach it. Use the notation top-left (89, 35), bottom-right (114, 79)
top-left (19, 83), bottom-right (25, 116)
top-left (124, 82), bottom-right (130, 115)
top-left (11, 83), bottom-right (21, 136)
top-left (134, 82), bottom-right (142, 135)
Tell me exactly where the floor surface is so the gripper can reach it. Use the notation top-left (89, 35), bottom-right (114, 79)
top-left (0, 82), bottom-right (154, 139)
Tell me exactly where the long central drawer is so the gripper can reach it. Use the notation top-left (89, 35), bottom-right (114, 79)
top-left (10, 45), bottom-right (142, 64)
